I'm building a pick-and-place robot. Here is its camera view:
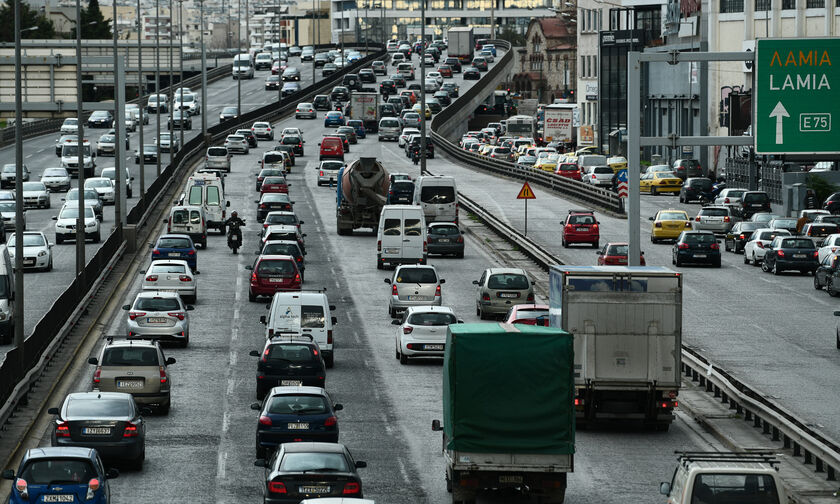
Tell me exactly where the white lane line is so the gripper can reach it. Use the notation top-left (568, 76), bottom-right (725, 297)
top-left (215, 450), bottom-right (228, 480)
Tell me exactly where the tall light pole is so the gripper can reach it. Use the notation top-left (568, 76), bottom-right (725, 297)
top-left (200, 0), bottom-right (207, 143)
top-left (340, 1), bottom-right (344, 56)
top-left (75, 0), bottom-right (87, 279)
top-left (13, 0), bottom-right (24, 355)
top-left (178, 0), bottom-right (184, 149)
top-left (155, 0), bottom-right (161, 176)
top-left (237, 0), bottom-right (241, 115)
top-left (490, 0), bottom-right (495, 39)
top-left (419, 0), bottom-right (427, 174)
top-left (246, 0), bottom-right (250, 55)
top-left (113, 0), bottom-right (123, 233)
top-left (137, 0), bottom-right (145, 206)
top-left (312, 0), bottom-right (316, 85)
top-left (168, 0), bottom-right (174, 167)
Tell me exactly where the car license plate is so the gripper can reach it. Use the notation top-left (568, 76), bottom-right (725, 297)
top-left (280, 380), bottom-right (302, 386)
top-left (577, 227), bottom-right (589, 231)
top-left (230, 234), bottom-right (238, 242)
top-left (438, 238), bottom-right (451, 243)
top-left (23, 259), bottom-right (35, 266)
top-left (300, 486), bottom-right (330, 494)
top-left (83, 427), bottom-right (111, 435)
top-left (694, 254), bottom-right (707, 258)
top-left (42, 495), bottom-right (74, 502)
top-left (752, 204), bottom-right (762, 207)
top-left (407, 295), bottom-right (428, 301)
top-left (384, 248), bottom-right (400, 254)
top-left (287, 422), bottom-right (309, 429)
top-left (117, 380), bottom-right (143, 389)
top-left (147, 317), bottom-right (168, 323)
top-left (499, 475), bottom-right (523, 484)
top-left (168, 252), bottom-right (181, 257)
top-left (269, 278), bottom-right (285, 283)
top-left (499, 293), bottom-right (518, 298)
top-left (794, 254), bottom-right (807, 258)
top-left (425, 344), bottom-right (444, 350)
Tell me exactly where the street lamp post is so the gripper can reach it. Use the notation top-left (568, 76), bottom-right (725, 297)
top-left (155, 0), bottom-right (161, 177)
top-left (312, 0), bottom-right (316, 86)
top-left (178, 0), bottom-right (184, 149)
top-left (113, 0), bottom-right (123, 233)
top-left (419, 0), bottom-right (427, 175)
top-left (200, 0), bottom-right (207, 143)
top-left (340, 1), bottom-right (345, 56)
top-left (13, 0), bottom-right (24, 354)
top-left (75, 0), bottom-right (86, 279)
top-left (237, 0), bottom-right (241, 115)
top-left (168, 0), bottom-right (174, 167)
top-left (137, 0), bottom-right (145, 206)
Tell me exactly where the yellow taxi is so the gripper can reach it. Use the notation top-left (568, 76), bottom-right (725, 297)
top-left (412, 103), bottom-right (432, 119)
top-left (534, 154), bottom-right (560, 172)
top-left (640, 171), bottom-right (683, 195)
top-left (574, 146), bottom-right (599, 157)
top-left (650, 209), bottom-right (692, 243)
top-left (478, 143), bottom-right (495, 156)
top-left (607, 156), bottom-right (628, 173)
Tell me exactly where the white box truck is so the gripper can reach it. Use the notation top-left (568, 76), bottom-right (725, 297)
top-left (447, 26), bottom-right (474, 65)
top-left (543, 103), bottom-right (576, 144)
top-left (350, 91), bottom-right (380, 132)
top-left (549, 265), bottom-right (682, 430)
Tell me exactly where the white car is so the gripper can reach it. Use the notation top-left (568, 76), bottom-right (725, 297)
top-left (142, 259), bottom-right (197, 303)
top-left (126, 103), bottom-right (148, 125)
top-left (317, 160), bottom-right (344, 187)
top-left (155, 133), bottom-right (179, 153)
top-left (281, 127), bottom-right (304, 138)
top-left (818, 233), bottom-right (840, 263)
top-left (0, 201), bottom-right (23, 231)
top-left (399, 127), bottom-right (421, 147)
top-left (743, 228), bottom-right (791, 265)
top-left (100, 167), bottom-right (134, 199)
top-left (1, 163), bottom-right (30, 188)
top-left (174, 92), bottom-right (200, 115)
top-left (60, 117), bottom-right (79, 134)
top-left (53, 204), bottom-right (100, 244)
top-left (295, 103), bottom-right (316, 119)
top-left (584, 166), bottom-right (614, 187)
top-left (21, 181), bottom-right (50, 209)
top-left (426, 71), bottom-right (444, 85)
top-left (224, 134), bottom-right (249, 154)
top-left (7, 231), bottom-right (53, 271)
top-left (714, 188), bottom-right (747, 207)
top-left (393, 305), bottom-right (460, 364)
top-left (122, 290), bottom-right (192, 347)
top-left (251, 121), bottom-right (274, 140)
top-left (84, 177), bottom-right (116, 204)
top-left (40, 167), bottom-right (71, 192)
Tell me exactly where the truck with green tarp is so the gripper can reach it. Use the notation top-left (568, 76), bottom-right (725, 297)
top-left (432, 323), bottom-right (574, 504)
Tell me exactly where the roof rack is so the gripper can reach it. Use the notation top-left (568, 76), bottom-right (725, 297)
top-left (675, 451), bottom-right (780, 467)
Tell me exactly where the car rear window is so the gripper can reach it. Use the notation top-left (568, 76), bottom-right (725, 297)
top-left (257, 259), bottom-right (296, 276)
top-left (301, 305), bottom-right (325, 328)
top-left (488, 274), bottom-right (529, 290)
top-left (404, 219), bottom-right (422, 236)
top-left (171, 209), bottom-right (191, 224)
top-left (593, 167), bottom-right (613, 174)
top-left (149, 263), bottom-right (187, 274)
top-left (684, 233), bottom-right (716, 244)
top-left (264, 153), bottom-right (284, 163)
top-left (429, 225), bottom-right (459, 235)
top-left (727, 190), bottom-right (747, 198)
top-left (21, 459), bottom-right (96, 484)
top-left (407, 312), bottom-right (456, 325)
top-left (782, 238), bottom-right (816, 248)
top-left (391, 182), bottom-right (414, 192)
top-left (66, 398), bottom-right (130, 417)
top-left (420, 186), bottom-right (455, 204)
top-left (808, 224), bottom-right (838, 236)
top-left (136, 297), bottom-right (181, 311)
top-left (773, 219), bottom-right (797, 227)
top-left (606, 244), bottom-right (629, 256)
top-left (743, 192), bottom-right (769, 203)
top-left (659, 212), bottom-right (687, 220)
top-left (701, 208), bottom-right (729, 217)
top-left (383, 218), bottom-right (401, 236)
top-left (268, 394), bottom-right (329, 415)
top-left (396, 267), bottom-right (437, 283)
top-left (280, 452), bottom-right (349, 472)
top-left (558, 164), bottom-right (578, 171)
top-left (568, 214), bottom-right (596, 225)
top-left (188, 186), bottom-right (202, 205)
top-left (263, 243), bottom-right (299, 256)
top-left (266, 214), bottom-right (296, 226)
top-left (689, 179), bottom-right (713, 189)
top-left (158, 237), bottom-right (192, 248)
top-left (263, 177), bottom-right (286, 185)
top-left (267, 343), bottom-right (316, 363)
top-left (101, 347), bottom-right (159, 366)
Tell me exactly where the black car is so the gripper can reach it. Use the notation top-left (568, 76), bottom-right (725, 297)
top-left (824, 192), bottom-right (840, 214)
top-left (762, 236), bottom-right (818, 275)
top-left (275, 144), bottom-right (297, 166)
top-left (256, 193), bottom-right (294, 222)
top-left (168, 110), bottom-right (192, 130)
top-left (814, 253), bottom-right (839, 291)
top-left (135, 144), bottom-right (158, 164)
top-left (739, 191), bottom-right (772, 218)
top-left (256, 442), bottom-right (366, 503)
top-left (249, 337), bottom-right (326, 398)
top-left (679, 177), bottom-right (713, 203)
top-left (280, 135), bottom-right (304, 156)
top-left (330, 86), bottom-right (350, 102)
top-left (672, 231), bottom-right (721, 267)
top-left (378, 103), bottom-right (398, 118)
top-left (313, 95), bottom-right (333, 111)
top-left (380, 80), bottom-right (397, 95)
top-left (342, 73), bottom-right (362, 91)
top-left (427, 222), bottom-right (464, 257)
top-left (390, 74), bottom-right (407, 88)
top-left (219, 106), bottom-right (239, 122)
top-left (236, 129), bottom-right (259, 148)
top-left (427, 100), bottom-right (442, 114)
top-left (672, 158), bottom-right (703, 180)
top-left (314, 53), bottom-right (330, 67)
top-left (86, 110), bottom-right (113, 128)
top-left (250, 387), bottom-right (342, 457)
top-left (265, 75), bottom-right (280, 90)
top-left (724, 221), bottom-right (761, 253)
top-left (49, 392), bottom-right (147, 469)
top-left (387, 180), bottom-right (414, 204)
top-left (434, 90), bottom-right (452, 106)
top-left (322, 63), bottom-right (337, 77)
top-left (359, 69), bottom-right (376, 83)
top-left (407, 136), bottom-right (434, 159)
top-left (444, 57), bottom-right (462, 73)
top-left (441, 82), bottom-right (460, 97)
top-left (463, 67), bottom-right (480, 80)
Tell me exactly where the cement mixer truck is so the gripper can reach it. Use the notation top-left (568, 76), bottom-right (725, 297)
top-left (336, 157), bottom-right (390, 235)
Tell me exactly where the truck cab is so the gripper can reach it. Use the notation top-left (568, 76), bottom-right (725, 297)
top-left (660, 452), bottom-right (787, 504)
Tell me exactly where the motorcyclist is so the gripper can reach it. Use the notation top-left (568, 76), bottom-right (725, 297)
top-left (412, 146), bottom-right (420, 165)
top-left (225, 211), bottom-right (246, 253)
top-left (226, 211), bottom-right (245, 229)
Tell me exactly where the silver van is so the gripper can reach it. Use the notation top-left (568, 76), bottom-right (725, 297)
top-left (377, 205), bottom-right (427, 269)
top-left (182, 174), bottom-right (229, 233)
top-left (166, 205), bottom-right (207, 248)
top-left (261, 291), bottom-right (338, 368)
top-left (413, 175), bottom-right (458, 224)
top-left (232, 53), bottom-right (255, 79)
top-left (378, 117), bottom-right (401, 141)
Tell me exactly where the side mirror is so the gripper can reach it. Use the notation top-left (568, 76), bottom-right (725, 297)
top-left (299, 220), bottom-right (304, 225)
top-left (186, 305), bottom-right (195, 311)
top-left (166, 357), bottom-right (176, 365)
top-left (384, 278), bottom-right (391, 284)
top-left (431, 419), bottom-right (442, 431)
top-left (318, 142), bottom-right (321, 146)
top-left (355, 461), bottom-right (367, 469)
top-left (834, 311), bottom-right (840, 316)
top-left (439, 279), bottom-right (445, 284)
top-left (48, 407), bottom-right (59, 415)
top-left (163, 218), bottom-right (168, 223)
top-left (253, 200), bottom-right (260, 203)
top-left (140, 407), bottom-right (153, 416)
top-left (51, 216), bottom-right (57, 221)
top-left (391, 319), bottom-right (401, 325)
top-left (659, 482), bottom-right (671, 496)
top-left (245, 265), bottom-right (253, 270)
top-left (226, 201), bottom-right (231, 208)
top-left (250, 402), bottom-right (261, 411)
top-left (88, 357), bottom-right (98, 365)
top-left (255, 251), bottom-right (260, 255)
top-left (105, 468), bottom-right (119, 479)
top-left (329, 305), bottom-right (336, 310)
top-left (259, 315), bottom-right (267, 324)
top-left (472, 280), bottom-right (479, 285)
top-left (458, 319), bottom-right (465, 324)
top-left (254, 459), bottom-right (268, 467)
top-left (1, 469), bottom-right (14, 480)
top-left (249, 350), bottom-right (260, 357)
top-left (122, 304), bottom-right (130, 310)
top-left (331, 316), bottom-right (338, 325)
top-left (648, 217), bottom-right (654, 221)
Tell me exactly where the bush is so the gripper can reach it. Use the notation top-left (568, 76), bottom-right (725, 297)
top-left (807, 174), bottom-right (839, 203)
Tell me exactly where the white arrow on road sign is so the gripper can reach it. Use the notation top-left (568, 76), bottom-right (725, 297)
top-left (769, 101), bottom-right (790, 144)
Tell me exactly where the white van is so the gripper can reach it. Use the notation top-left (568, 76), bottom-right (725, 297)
top-left (0, 245), bottom-right (14, 345)
top-left (232, 53), bottom-right (255, 79)
top-left (182, 174), bottom-right (229, 233)
top-left (165, 205), bottom-right (207, 248)
top-left (413, 175), bottom-right (458, 224)
top-left (261, 291), bottom-right (338, 367)
top-left (376, 205), bottom-right (427, 269)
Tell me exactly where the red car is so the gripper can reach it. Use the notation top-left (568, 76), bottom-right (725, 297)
top-left (562, 210), bottom-right (599, 248)
top-left (596, 242), bottom-right (646, 266)
top-left (437, 65), bottom-right (453, 78)
top-left (271, 62), bottom-right (287, 75)
top-left (246, 255), bottom-right (301, 301)
top-left (319, 136), bottom-right (345, 161)
top-left (504, 304), bottom-right (549, 326)
top-left (555, 163), bottom-right (582, 181)
top-left (260, 176), bottom-right (289, 194)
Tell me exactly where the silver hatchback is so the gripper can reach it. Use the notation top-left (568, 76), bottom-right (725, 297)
top-left (692, 205), bottom-right (734, 234)
top-left (474, 268), bottom-right (535, 319)
top-left (123, 291), bottom-right (194, 347)
top-left (385, 265), bottom-right (444, 318)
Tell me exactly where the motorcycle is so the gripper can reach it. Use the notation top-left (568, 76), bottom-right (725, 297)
top-left (227, 220), bottom-right (245, 254)
top-left (698, 181), bottom-right (727, 206)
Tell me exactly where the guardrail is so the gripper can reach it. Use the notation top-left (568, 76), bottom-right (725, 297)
top-left (0, 44), bottom-right (387, 429)
top-left (457, 190), bottom-right (840, 484)
top-left (428, 41), bottom-right (624, 214)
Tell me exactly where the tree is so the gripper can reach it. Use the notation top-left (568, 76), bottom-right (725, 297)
top-left (496, 25), bottom-right (525, 47)
top-left (0, 0), bottom-right (56, 42)
top-left (70, 0), bottom-right (112, 39)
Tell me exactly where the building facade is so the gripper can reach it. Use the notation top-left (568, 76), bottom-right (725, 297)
top-left (576, 0), bottom-right (608, 147)
top-left (512, 17), bottom-right (577, 104)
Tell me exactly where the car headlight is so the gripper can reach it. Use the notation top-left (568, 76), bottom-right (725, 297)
top-left (38, 250), bottom-right (47, 257)
top-left (85, 222), bottom-right (96, 229)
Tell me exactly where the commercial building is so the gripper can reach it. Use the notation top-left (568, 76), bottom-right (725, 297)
top-left (513, 17), bottom-right (577, 104)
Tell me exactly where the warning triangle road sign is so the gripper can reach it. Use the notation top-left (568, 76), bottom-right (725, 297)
top-left (517, 182), bottom-right (536, 200)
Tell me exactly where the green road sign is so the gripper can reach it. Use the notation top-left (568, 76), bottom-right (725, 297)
top-left (755, 38), bottom-right (840, 155)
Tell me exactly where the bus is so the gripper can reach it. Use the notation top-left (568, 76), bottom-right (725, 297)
top-left (505, 115), bottom-right (537, 139)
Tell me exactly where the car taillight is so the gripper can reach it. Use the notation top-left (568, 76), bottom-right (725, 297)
top-left (342, 482), bottom-right (361, 495)
top-left (739, 234), bottom-right (745, 239)
top-left (260, 204), bottom-right (267, 209)
top-left (158, 365), bottom-right (168, 383)
top-left (814, 251), bottom-right (820, 258)
top-left (457, 236), bottom-right (464, 243)
top-left (259, 415), bottom-right (272, 426)
top-left (756, 242), bottom-right (764, 248)
top-left (179, 275), bottom-right (192, 282)
top-left (678, 243), bottom-right (690, 249)
top-left (93, 365), bottom-right (101, 384)
top-left (324, 415), bottom-right (337, 427)
top-left (55, 421), bottom-right (70, 437)
top-left (294, 272), bottom-right (301, 283)
top-left (725, 197), bottom-right (730, 203)
top-left (710, 243), bottom-right (720, 250)
top-left (777, 250), bottom-right (785, 257)
top-left (123, 422), bottom-right (139, 438)
top-left (251, 272), bottom-right (258, 282)
top-left (724, 216), bottom-right (730, 222)
top-left (168, 312), bottom-right (185, 321)
top-left (268, 481), bottom-right (287, 494)
top-left (320, 171), bottom-right (325, 176)
top-left (128, 311), bottom-right (146, 320)
top-left (423, 241), bottom-right (427, 253)
top-left (15, 478), bottom-right (27, 495)
top-left (152, 249), bottom-right (160, 255)
top-left (482, 293), bottom-right (490, 301)
top-left (145, 275), bottom-right (158, 281)
top-left (391, 284), bottom-right (398, 295)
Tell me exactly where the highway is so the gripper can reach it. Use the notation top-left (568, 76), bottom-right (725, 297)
top-left (16, 49), bottom-right (735, 504)
top-left (0, 58), bottom-right (320, 346)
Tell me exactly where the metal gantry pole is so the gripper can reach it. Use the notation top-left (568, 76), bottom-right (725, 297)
top-left (178, 0), bottom-right (184, 149)
top-left (75, 0), bottom-right (86, 279)
top-left (279, 0), bottom-right (283, 106)
top-left (246, 0), bottom-right (249, 55)
top-left (237, 0), bottom-right (241, 115)
top-left (168, 0), bottom-right (174, 167)
top-left (200, 0), bottom-right (207, 144)
top-left (311, 0), bottom-right (315, 85)
top-left (137, 0), bottom-right (145, 206)
top-left (155, 0), bottom-right (161, 176)
top-left (113, 0), bottom-right (124, 233)
top-left (627, 51), bottom-right (641, 266)
top-left (419, 0), bottom-right (427, 175)
top-left (13, 0), bottom-right (24, 355)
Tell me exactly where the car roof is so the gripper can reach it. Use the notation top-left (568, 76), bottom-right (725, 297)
top-left (103, 337), bottom-right (159, 349)
top-left (258, 254), bottom-right (295, 261)
top-left (266, 224), bottom-right (298, 232)
top-left (158, 233), bottom-right (192, 241)
top-left (282, 442), bottom-right (346, 453)
top-left (150, 259), bottom-right (190, 267)
top-left (405, 305), bottom-right (455, 315)
top-left (66, 391), bottom-right (132, 402)
top-left (268, 385), bottom-right (328, 397)
top-left (24, 447), bottom-right (97, 461)
top-left (485, 267), bottom-right (528, 275)
top-left (136, 290), bottom-right (181, 299)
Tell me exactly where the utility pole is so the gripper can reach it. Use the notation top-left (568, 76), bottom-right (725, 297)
top-left (75, 0), bottom-right (86, 280)
top-left (490, 0), bottom-right (495, 39)
top-left (311, 0), bottom-right (315, 85)
top-left (13, 0), bottom-right (24, 357)
top-left (419, 0), bottom-right (427, 175)
top-left (137, 0), bottom-right (145, 206)
top-left (246, 0), bottom-right (249, 55)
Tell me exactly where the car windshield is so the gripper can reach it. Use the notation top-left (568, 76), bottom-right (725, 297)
top-left (488, 273), bottom-right (529, 290)
top-left (268, 394), bottom-right (329, 415)
top-left (87, 179), bottom-right (110, 188)
top-left (62, 145), bottom-right (90, 157)
top-left (257, 259), bottom-right (295, 276)
top-left (150, 263), bottom-right (187, 274)
top-left (781, 238), bottom-right (816, 248)
top-left (266, 343), bottom-right (315, 362)
top-left (9, 234), bottom-right (46, 247)
top-left (20, 459), bottom-right (96, 485)
top-left (408, 311), bottom-right (456, 325)
top-left (135, 297), bottom-right (180, 311)
top-left (59, 207), bottom-right (94, 219)
top-left (0, 202), bottom-right (14, 212)
top-left (66, 398), bottom-right (130, 418)
top-left (99, 135), bottom-right (115, 143)
top-left (101, 346), bottom-right (160, 366)
top-left (43, 168), bottom-right (67, 177)
top-left (22, 182), bottom-right (44, 191)
top-left (684, 233), bottom-right (716, 244)
top-left (279, 452), bottom-right (349, 472)
top-left (222, 107), bottom-right (237, 114)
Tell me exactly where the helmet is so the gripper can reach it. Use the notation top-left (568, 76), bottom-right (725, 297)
top-left (231, 211), bottom-right (238, 218)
